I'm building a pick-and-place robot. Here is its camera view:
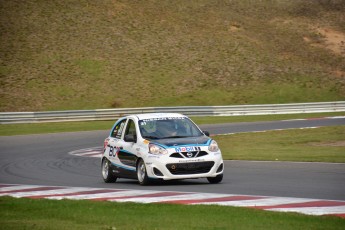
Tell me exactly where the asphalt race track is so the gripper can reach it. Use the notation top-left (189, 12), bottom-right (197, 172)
top-left (0, 117), bottom-right (344, 201)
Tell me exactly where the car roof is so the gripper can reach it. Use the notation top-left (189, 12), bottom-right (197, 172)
top-left (131, 113), bottom-right (187, 120)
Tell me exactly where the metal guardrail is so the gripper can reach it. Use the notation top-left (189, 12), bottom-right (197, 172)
top-left (0, 101), bottom-right (344, 124)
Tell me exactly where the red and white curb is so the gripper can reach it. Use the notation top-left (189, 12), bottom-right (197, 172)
top-left (1, 184), bottom-right (344, 218)
top-left (69, 147), bottom-right (103, 158)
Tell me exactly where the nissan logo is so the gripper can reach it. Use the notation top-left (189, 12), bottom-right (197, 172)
top-left (187, 152), bottom-right (193, 158)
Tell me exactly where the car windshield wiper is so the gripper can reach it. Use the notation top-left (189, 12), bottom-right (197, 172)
top-left (142, 135), bottom-right (160, 139)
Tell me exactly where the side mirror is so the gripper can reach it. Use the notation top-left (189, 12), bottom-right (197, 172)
top-left (203, 131), bottom-right (210, 137)
top-left (124, 134), bottom-right (137, 143)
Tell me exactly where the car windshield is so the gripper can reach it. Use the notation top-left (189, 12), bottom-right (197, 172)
top-left (139, 117), bottom-right (203, 139)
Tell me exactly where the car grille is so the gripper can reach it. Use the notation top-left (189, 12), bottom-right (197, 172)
top-left (170, 151), bottom-right (208, 158)
top-left (166, 161), bottom-right (215, 175)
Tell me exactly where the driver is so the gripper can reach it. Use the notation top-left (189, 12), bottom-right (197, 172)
top-left (156, 120), bottom-right (177, 137)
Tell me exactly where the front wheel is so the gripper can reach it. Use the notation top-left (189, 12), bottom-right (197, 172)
top-left (137, 159), bottom-right (150, 185)
top-left (207, 174), bottom-right (223, 184)
top-left (102, 158), bottom-right (117, 183)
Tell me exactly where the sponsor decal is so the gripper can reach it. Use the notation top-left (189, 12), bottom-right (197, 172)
top-left (111, 162), bottom-right (136, 171)
top-left (179, 159), bottom-right (205, 163)
top-left (143, 139), bottom-right (150, 144)
top-left (174, 146), bottom-right (201, 152)
top-left (141, 117), bottom-right (185, 122)
top-left (148, 155), bottom-right (160, 159)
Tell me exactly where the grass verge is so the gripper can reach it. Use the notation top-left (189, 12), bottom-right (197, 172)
top-left (0, 112), bottom-right (344, 136)
top-left (215, 126), bottom-right (345, 163)
top-left (1, 1), bottom-right (345, 111)
top-left (0, 197), bottom-right (344, 230)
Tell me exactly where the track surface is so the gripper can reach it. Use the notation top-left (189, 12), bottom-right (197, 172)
top-left (0, 117), bottom-right (344, 201)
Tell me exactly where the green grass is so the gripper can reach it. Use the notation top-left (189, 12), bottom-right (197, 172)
top-left (215, 126), bottom-right (345, 163)
top-left (0, 197), bottom-right (344, 230)
top-left (0, 112), bottom-right (343, 136)
top-left (0, 120), bottom-right (114, 136)
top-left (192, 112), bottom-right (345, 125)
top-left (0, 1), bottom-right (344, 112)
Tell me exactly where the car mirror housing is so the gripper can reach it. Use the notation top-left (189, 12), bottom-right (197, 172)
top-left (203, 131), bottom-right (210, 137)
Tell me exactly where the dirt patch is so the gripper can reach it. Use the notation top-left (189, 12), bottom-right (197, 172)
top-left (303, 27), bottom-right (345, 56)
top-left (303, 36), bottom-right (312, 43)
top-left (332, 70), bottom-right (345, 78)
top-left (308, 140), bottom-right (345, 147)
top-left (228, 23), bottom-right (241, 32)
top-left (316, 28), bottom-right (345, 56)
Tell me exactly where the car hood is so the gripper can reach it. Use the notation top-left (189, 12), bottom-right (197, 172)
top-left (151, 136), bottom-right (210, 147)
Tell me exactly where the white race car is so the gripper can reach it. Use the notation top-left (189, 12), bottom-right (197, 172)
top-left (102, 113), bottom-right (224, 185)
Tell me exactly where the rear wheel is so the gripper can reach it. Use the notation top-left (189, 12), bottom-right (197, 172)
top-left (137, 159), bottom-right (150, 185)
top-left (207, 174), bottom-right (223, 184)
top-left (102, 158), bottom-right (117, 183)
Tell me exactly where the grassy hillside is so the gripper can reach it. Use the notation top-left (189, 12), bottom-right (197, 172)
top-left (1, 0), bottom-right (344, 111)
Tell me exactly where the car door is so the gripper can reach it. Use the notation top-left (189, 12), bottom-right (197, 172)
top-left (106, 118), bottom-right (136, 179)
top-left (120, 119), bottom-right (140, 174)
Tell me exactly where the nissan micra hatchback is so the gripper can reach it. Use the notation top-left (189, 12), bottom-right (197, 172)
top-left (102, 113), bottom-right (224, 185)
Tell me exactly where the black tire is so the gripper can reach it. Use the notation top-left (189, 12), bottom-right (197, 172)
top-left (102, 158), bottom-right (117, 183)
top-left (207, 174), bottom-right (223, 184)
top-left (137, 159), bottom-right (150, 185)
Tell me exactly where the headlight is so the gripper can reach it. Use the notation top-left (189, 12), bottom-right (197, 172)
top-left (149, 143), bottom-right (168, 155)
top-left (208, 140), bottom-right (219, 152)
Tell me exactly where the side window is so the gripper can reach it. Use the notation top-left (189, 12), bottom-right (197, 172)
top-left (125, 119), bottom-right (137, 137)
top-left (111, 119), bottom-right (126, 139)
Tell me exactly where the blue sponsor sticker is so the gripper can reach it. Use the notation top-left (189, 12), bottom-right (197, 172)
top-left (174, 146), bottom-right (200, 152)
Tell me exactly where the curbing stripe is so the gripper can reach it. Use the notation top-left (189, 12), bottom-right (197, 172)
top-left (254, 200), bottom-right (345, 210)
top-left (160, 195), bottom-right (267, 205)
top-left (91, 191), bottom-right (191, 201)
top-left (26, 189), bottom-right (126, 199)
top-left (0, 183), bottom-right (344, 218)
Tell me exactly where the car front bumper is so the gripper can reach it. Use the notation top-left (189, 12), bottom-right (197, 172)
top-left (144, 151), bottom-right (224, 180)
